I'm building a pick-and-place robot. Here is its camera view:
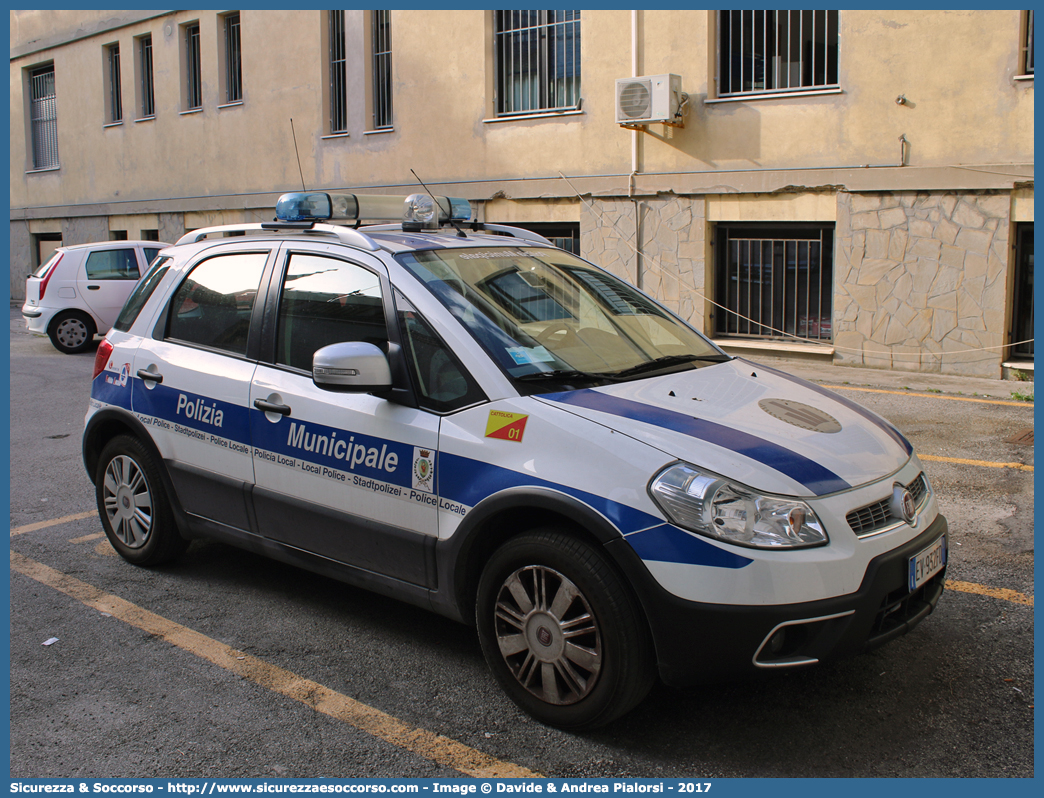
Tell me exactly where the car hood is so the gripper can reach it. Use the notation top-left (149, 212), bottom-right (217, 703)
top-left (534, 358), bottom-right (913, 498)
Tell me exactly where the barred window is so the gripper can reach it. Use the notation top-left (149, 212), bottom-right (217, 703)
top-left (329, 10), bottom-right (347, 133)
top-left (185, 23), bottom-right (202, 110)
top-left (718, 10), bottom-right (838, 97)
top-left (494, 10), bottom-right (581, 116)
top-left (1023, 10), bottom-right (1034, 75)
top-left (714, 224), bottom-right (834, 342)
top-left (106, 44), bottom-right (122, 123)
top-left (29, 64), bottom-right (59, 170)
top-left (138, 34), bottom-right (155, 118)
top-left (223, 12), bottom-right (242, 103)
top-left (372, 10), bottom-right (393, 129)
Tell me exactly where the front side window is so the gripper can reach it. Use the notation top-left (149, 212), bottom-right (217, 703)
top-left (397, 246), bottom-right (726, 391)
top-left (106, 44), bottom-right (122, 123)
top-left (494, 10), bottom-right (581, 116)
top-left (276, 253), bottom-right (387, 371)
top-left (718, 10), bottom-right (839, 97)
top-left (167, 252), bottom-right (267, 355)
top-left (29, 64), bottom-right (59, 169)
top-left (84, 249), bottom-right (139, 281)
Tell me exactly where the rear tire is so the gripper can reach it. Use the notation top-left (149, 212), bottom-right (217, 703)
top-left (476, 528), bottom-right (656, 730)
top-left (95, 435), bottom-right (188, 565)
top-left (49, 311), bottom-right (96, 354)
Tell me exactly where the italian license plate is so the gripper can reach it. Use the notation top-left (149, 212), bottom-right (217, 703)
top-left (909, 534), bottom-right (947, 591)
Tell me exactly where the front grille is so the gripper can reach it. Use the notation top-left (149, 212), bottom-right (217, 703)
top-left (847, 473), bottom-right (929, 537)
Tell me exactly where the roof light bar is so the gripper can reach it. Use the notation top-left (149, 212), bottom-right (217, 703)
top-left (275, 191), bottom-right (472, 230)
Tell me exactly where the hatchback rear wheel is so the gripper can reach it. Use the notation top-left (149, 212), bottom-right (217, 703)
top-left (96, 435), bottom-right (187, 565)
top-left (49, 311), bottom-right (96, 354)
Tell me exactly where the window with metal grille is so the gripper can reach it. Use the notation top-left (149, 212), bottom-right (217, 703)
top-left (714, 224), bottom-right (834, 342)
top-left (718, 10), bottom-right (838, 96)
top-left (1023, 10), bottom-right (1034, 75)
top-left (106, 44), bottom-right (122, 123)
top-left (185, 23), bottom-right (202, 110)
top-left (494, 10), bottom-right (581, 116)
top-left (372, 10), bottom-right (393, 129)
top-left (1011, 223), bottom-right (1033, 359)
top-left (224, 12), bottom-right (242, 103)
top-left (139, 34), bottom-right (155, 117)
top-left (329, 10), bottom-right (347, 133)
top-left (29, 64), bottom-right (59, 170)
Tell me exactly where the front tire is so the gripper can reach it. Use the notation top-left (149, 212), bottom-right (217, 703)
top-left (95, 435), bottom-right (187, 565)
top-left (476, 528), bottom-right (656, 730)
top-left (49, 311), bottom-right (96, 354)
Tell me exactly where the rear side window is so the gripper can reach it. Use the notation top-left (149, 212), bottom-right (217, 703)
top-left (275, 253), bottom-right (388, 371)
top-left (143, 247), bottom-right (162, 265)
top-left (85, 248), bottom-right (140, 280)
top-left (113, 256), bottom-right (172, 332)
top-left (166, 252), bottom-right (267, 356)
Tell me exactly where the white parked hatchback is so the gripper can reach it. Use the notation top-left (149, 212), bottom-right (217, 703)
top-left (22, 240), bottom-right (168, 353)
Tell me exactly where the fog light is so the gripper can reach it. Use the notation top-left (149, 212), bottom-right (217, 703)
top-left (767, 629), bottom-right (786, 655)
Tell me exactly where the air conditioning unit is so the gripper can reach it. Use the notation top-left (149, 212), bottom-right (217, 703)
top-left (615, 74), bottom-right (684, 126)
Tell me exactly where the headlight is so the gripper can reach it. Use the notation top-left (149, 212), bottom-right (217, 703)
top-left (648, 463), bottom-right (828, 549)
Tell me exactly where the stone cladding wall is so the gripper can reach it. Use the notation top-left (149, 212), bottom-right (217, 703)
top-left (580, 195), bottom-right (707, 328)
top-left (834, 191), bottom-right (1012, 377)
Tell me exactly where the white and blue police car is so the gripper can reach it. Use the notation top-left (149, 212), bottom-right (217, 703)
top-left (83, 190), bottom-right (947, 729)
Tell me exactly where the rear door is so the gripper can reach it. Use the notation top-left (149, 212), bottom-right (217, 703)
top-left (131, 244), bottom-right (273, 533)
top-left (77, 246), bottom-right (142, 329)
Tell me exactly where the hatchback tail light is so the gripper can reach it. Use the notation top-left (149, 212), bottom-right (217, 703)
top-left (37, 253), bottom-right (62, 300)
top-left (92, 339), bottom-right (114, 380)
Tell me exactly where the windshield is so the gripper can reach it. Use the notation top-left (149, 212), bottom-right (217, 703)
top-left (395, 246), bottom-right (728, 389)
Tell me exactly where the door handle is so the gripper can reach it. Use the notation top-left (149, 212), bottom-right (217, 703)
top-left (136, 369), bottom-right (163, 383)
top-left (87, 285), bottom-right (100, 290)
top-left (254, 398), bottom-right (291, 416)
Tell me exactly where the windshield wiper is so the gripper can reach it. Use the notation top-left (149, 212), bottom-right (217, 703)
top-left (516, 368), bottom-right (621, 383)
top-left (611, 353), bottom-right (731, 378)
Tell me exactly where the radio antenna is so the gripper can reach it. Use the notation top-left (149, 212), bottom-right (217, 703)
top-left (290, 118), bottom-right (307, 190)
top-left (411, 169), bottom-right (466, 237)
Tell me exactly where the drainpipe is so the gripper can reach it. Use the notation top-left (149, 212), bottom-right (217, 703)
top-left (631, 9), bottom-right (642, 289)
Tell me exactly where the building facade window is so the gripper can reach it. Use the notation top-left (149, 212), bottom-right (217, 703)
top-left (371, 10), bottom-right (393, 129)
top-left (714, 224), bottom-right (834, 342)
top-left (184, 23), bottom-right (202, 110)
top-left (1022, 10), bottom-right (1034, 75)
top-left (329, 10), bottom-right (347, 133)
top-left (29, 64), bottom-right (59, 169)
top-left (223, 12), bottom-right (242, 103)
top-left (106, 43), bottom-right (122, 123)
top-left (494, 10), bottom-right (581, 116)
top-left (1011, 223), bottom-right (1034, 359)
top-left (718, 10), bottom-right (839, 96)
top-left (138, 34), bottom-right (155, 117)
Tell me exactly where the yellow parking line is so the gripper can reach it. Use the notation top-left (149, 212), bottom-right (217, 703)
top-left (10, 510), bottom-right (98, 537)
top-left (821, 384), bottom-right (1033, 408)
top-left (9, 550), bottom-right (541, 779)
top-left (920, 454), bottom-right (1033, 472)
top-left (946, 580), bottom-right (1033, 607)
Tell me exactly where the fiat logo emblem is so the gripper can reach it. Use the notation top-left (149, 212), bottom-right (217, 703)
top-left (536, 626), bottom-right (553, 647)
top-left (891, 484), bottom-right (917, 526)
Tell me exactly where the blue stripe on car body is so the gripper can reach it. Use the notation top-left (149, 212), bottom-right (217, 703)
top-left (541, 389), bottom-right (852, 496)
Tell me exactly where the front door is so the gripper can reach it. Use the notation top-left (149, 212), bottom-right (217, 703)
top-left (249, 248), bottom-right (440, 586)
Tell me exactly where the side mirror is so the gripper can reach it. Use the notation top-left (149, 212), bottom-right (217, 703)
top-left (312, 341), bottom-right (392, 392)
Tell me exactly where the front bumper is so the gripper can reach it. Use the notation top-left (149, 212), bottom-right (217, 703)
top-left (606, 514), bottom-right (948, 687)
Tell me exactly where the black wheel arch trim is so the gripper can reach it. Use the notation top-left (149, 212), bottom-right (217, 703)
top-left (82, 407), bottom-right (192, 536)
top-left (432, 485), bottom-right (645, 624)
